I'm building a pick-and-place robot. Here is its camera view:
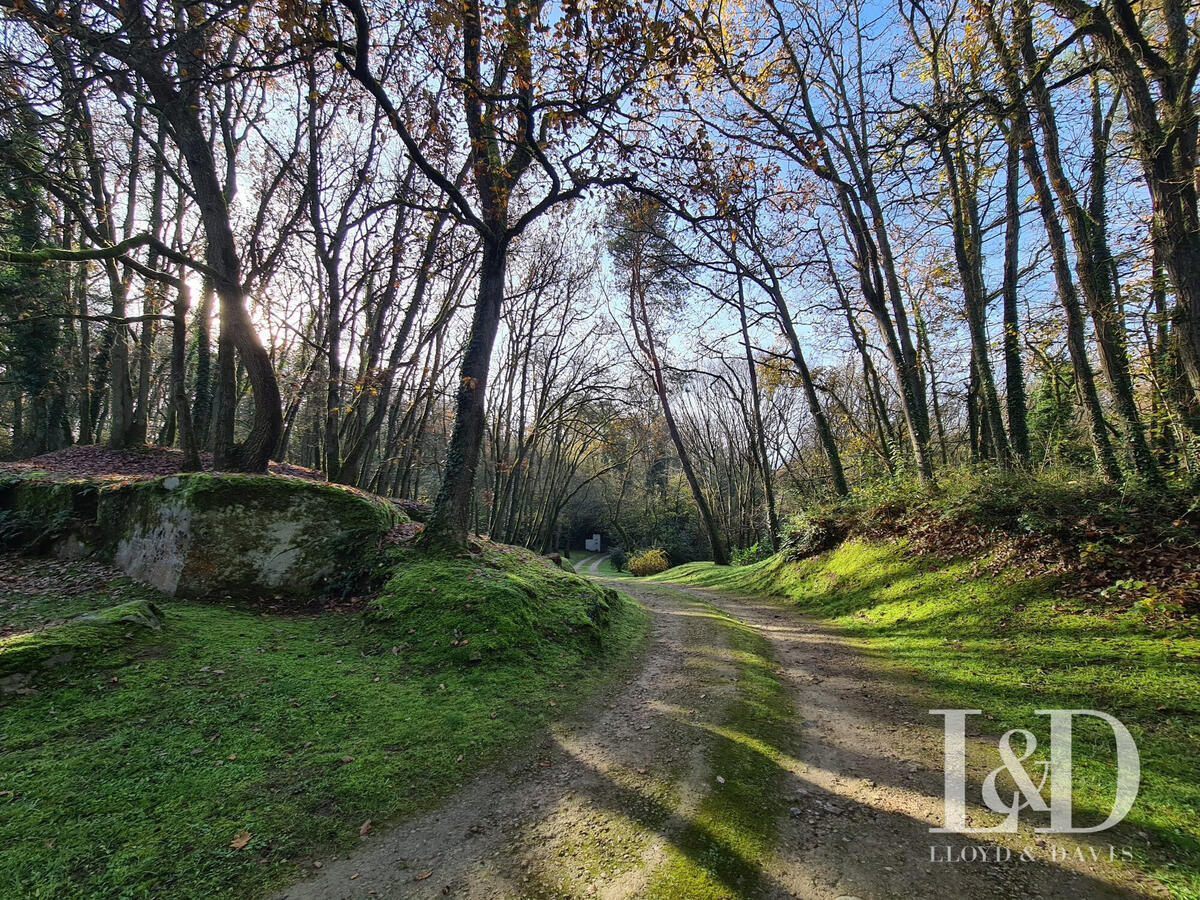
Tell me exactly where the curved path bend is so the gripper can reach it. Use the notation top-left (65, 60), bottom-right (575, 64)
top-left (572, 553), bottom-right (610, 577)
top-left (275, 577), bottom-right (1162, 900)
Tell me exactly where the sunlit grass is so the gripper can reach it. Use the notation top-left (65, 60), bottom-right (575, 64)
top-left (655, 541), bottom-right (1200, 896)
top-left (0, 550), bottom-right (647, 898)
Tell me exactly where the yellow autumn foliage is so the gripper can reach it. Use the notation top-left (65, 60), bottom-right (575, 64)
top-left (628, 548), bottom-right (670, 577)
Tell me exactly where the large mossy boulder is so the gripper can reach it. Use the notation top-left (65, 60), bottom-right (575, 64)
top-left (1, 474), bottom-right (400, 601)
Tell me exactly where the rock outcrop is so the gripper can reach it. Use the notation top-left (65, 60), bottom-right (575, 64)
top-left (1, 474), bottom-right (401, 600)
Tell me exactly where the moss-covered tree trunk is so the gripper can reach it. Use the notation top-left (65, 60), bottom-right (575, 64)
top-left (978, 2), bottom-right (1121, 481)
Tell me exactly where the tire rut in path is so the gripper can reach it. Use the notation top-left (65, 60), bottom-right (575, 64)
top-left (690, 587), bottom-right (1161, 900)
top-left (275, 579), bottom-right (733, 899)
top-left (275, 580), bottom-right (1162, 900)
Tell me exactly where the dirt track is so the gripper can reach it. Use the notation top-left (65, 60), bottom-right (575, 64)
top-left (274, 578), bottom-right (1162, 899)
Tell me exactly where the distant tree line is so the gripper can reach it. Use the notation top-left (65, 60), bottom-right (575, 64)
top-left (0, 0), bottom-right (1196, 556)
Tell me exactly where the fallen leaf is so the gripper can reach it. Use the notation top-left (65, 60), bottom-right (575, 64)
top-left (359, 819), bottom-right (372, 836)
top-left (231, 831), bottom-right (252, 850)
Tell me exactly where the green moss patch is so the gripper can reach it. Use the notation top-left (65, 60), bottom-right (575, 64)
top-left (0, 599), bottom-right (163, 681)
top-left (372, 541), bottom-right (626, 668)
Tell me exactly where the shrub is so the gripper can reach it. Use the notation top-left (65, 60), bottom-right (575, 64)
top-left (609, 546), bottom-right (628, 572)
top-left (779, 512), bottom-right (841, 561)
top-left (731, 540), bottom-right (772, 567)
top-left (627, 548), bottom-right (669, 577)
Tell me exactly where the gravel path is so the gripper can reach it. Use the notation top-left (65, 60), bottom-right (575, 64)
top-left (273, 578), bottom-right (1161, 900)
top-left (571, 553), bottom-right (609, 576)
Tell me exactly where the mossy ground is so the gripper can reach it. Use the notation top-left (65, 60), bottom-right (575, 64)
top-left (653, 541), bottom-right (1200, 896)
top-left (374, 542), bottom-right (626, 667)
top-left (0, 545), bottom-right (646, 899)
top-left (571, 552), bottom-right (632, 579)
top-left (598, 556), bottom-right (633, 578)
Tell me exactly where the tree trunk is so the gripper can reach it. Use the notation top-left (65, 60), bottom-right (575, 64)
top-left (826, 244), bottom-right (896, 469)
top-left (73, 224), bottom-right (92, 446)
top-left (152, 83), bottom-right (281, 471)
top-left (420, 237), bottom-right (508, 549)
top-left (102, 258), bottom-right (133, 450)
top-left (338, 210), bottom-right (452, 487)
top-left (967, 365), bottom-right (981, 463)
top-left (927, 83), bottom-right (1010, 466)
top-left (1015, 12), bottom-right (1159, 482)
top-left (758, 258), bottom-right (850, 496)
top-left (1002, 130), bottom-right (1030, 462)
top-left (130, 140), bottom-right (167, 447)
top-left (978, 1), bottom-right (1120, 481)
top-left (915, 307), bottom-right (949, 465)
top-left (1043, 0), bottom-right (1200, 413)
top-left (191, 277), bottom-right (215, 447)
top-left (212, 329), bottom-right (236, 462)
top-left (836, 187), bottom-right (935, 482)
top-left (778, 317), bottom-right (850, 497)
top-left (627, 259), bottom-right (730, 566)
top-left (737, 279), bottom-right (780, 550)
top-left (172, 279), bottom-right (202, 471)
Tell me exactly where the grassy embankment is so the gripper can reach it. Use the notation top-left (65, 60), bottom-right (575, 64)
top-left (651, 472), bottom-right (1200, 897)
top-left (0, 542), bottom-right (646, 898)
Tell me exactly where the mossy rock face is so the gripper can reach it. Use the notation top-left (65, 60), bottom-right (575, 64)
top-left (102, 475), bottom-right (399, 599)
top-left (2, 473), bottom-right (400, 601)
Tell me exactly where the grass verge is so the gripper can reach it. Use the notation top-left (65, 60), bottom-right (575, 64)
top-left (597, 556), bottom-right (632, 579)
top-left (0, 546), bottom-right (647, 899)
top-left (652, 542), bottom-right (1200, 897)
